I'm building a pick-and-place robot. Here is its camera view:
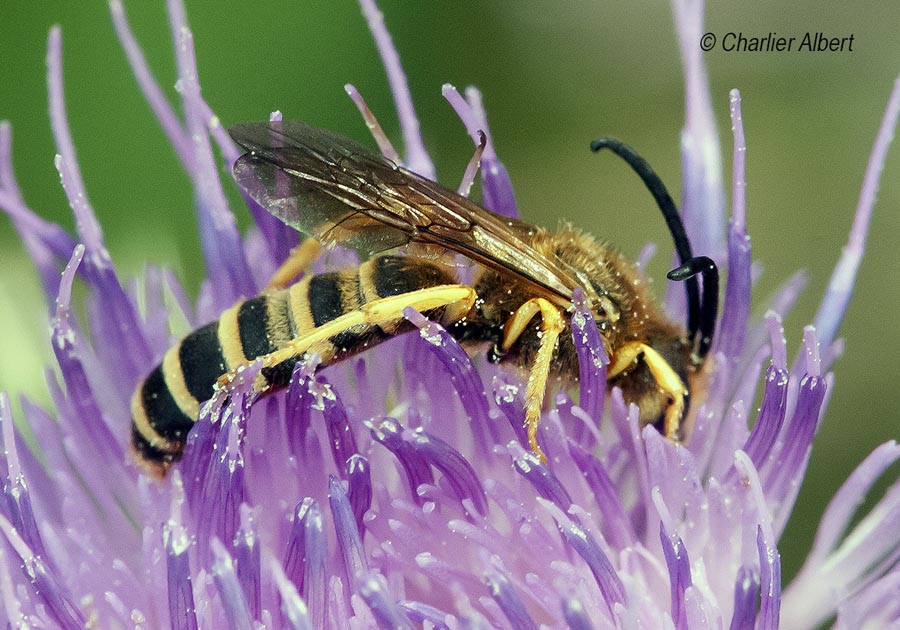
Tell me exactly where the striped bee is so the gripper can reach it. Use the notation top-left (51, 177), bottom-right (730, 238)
top-left (131, 121), bottom-right (718, 475)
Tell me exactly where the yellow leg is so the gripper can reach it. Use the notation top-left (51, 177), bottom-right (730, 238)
top-left (501, 298), bottom-right (566, 463)
top-left (607, 341), bottom-right (688, 440)
top-left (218, 284), bottom-right (477, 387)
top-left (267, 238), bottom-right (323, 290)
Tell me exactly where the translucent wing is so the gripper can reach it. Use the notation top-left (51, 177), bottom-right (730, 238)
top-left (229, 120), bottom-right (578, 301)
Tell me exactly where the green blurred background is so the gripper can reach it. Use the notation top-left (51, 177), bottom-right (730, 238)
top-left (1, 1), bottom-right (898, 581)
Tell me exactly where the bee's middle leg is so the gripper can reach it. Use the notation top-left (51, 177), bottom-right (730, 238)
top-left (267, 237), bottom-right (323, 290)
top-left (501, 298), bottom-right (566, 463)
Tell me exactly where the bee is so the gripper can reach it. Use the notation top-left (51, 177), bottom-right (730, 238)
top-left (131, 120), bottom-right (718, 475)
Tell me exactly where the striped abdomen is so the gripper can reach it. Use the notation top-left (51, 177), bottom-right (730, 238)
top-left (131, 256), bottom-right (454, 474)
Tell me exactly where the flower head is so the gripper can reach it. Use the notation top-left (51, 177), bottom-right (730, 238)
top-left (1, 1), bottom-right (899, 628)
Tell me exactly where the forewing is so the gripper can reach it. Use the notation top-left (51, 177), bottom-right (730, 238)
top-left (229, 120), bottom-right (576, 301)
top-left (231, 121), bottom-right (416, 254)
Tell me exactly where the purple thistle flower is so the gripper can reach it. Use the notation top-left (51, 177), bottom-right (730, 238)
top-left (1, 1), bottom-right (899, 628)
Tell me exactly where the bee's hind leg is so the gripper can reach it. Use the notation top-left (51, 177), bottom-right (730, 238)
top-left (217, 284), bottom-right (478, 388)
top-left (501, 298), bottom-right (566, 464)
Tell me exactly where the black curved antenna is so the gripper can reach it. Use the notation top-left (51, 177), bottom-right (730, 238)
top-left (667, 256), bottom-right (718, 360)
top-left (590, 137), bottom-right (717, 359)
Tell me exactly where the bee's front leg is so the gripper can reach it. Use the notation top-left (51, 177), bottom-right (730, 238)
top-left (607, 342), bottom-right (688, 441)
